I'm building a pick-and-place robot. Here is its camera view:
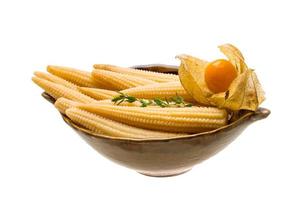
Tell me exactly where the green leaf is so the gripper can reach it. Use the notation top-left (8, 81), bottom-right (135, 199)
top-left (154, 98), bottom-right (168, 107)
top-left (171, 95), bottom-right (184, 104)
top-left (139, 99), bottom-right (152, 107)
top-left (125, 96), bottom-right (136, 103)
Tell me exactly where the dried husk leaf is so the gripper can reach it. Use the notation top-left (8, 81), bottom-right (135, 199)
top-left (251, 71), bottom-right (266, 105)
top-left (210, 69), bottom-right (264, 111)
top-left (177, 44), bottom-right (265, 111)
top-left (209, 70), bottom-right (249, 110)
top-left (177, 54), bottom-right (211, 105)
top-left (218, 44), bottom-right (247, 73)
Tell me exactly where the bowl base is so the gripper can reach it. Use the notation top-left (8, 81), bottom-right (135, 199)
top-left (138, 168), bottom-right (192, 177)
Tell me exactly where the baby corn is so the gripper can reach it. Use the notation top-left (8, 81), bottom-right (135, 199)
top-left (98, 99), bottom-right (148, 107)
top-left (121, 81), bottom-right (195, 102)
top-left (78, 104), bottom-right (228, 133)
top-left (66, 108), bottom-right (186, 139)
top-left (92, 69), bottom-right (157, 90)
top-left (34, 71), bottom-right (78, 90)
top-left (47, 65), bottom-right (109, 88)
top-left (78, 87), bottom-right (118, 100)
top-left (93, 64), bottom-right (179, 82)
top-left (54, 98), bottom-right (81, 114)
top-left (54, 97), bottom-right (143, 115)
top-left (32, 77), bottom-right (96, 103)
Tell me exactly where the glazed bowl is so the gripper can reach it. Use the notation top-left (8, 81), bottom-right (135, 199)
top-left (42, 65), bottom-right (270, 177)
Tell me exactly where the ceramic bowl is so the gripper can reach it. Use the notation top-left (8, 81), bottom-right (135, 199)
top-left (42, 64), bottom-right (270, 177)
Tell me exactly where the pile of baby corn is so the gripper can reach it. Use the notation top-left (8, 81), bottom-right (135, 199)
top-left (32, 65), bottom-right (228, 139)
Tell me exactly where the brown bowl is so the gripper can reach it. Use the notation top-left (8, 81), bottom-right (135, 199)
top-left (42, 64), bottom-right (270, 177)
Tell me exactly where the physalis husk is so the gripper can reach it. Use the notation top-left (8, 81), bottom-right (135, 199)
top-left (177, 44), bottom-right (265, 111)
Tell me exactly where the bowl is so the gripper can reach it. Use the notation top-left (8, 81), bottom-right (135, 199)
top-left (42, 64), bottom-right (270, 177)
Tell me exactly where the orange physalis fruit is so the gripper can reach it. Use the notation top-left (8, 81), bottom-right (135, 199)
top-left (204, 59), bottom-right (237, 93)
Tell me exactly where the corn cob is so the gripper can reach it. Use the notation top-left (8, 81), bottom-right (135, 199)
top-left (78, 87), bottom-right (119, 100)
top-left (98, 99), bottom-right (149, 107)
top-left (76, 86), bottom-right (192, 107)
top-left (92, 69), bottom-right (157, 90)
top-left (53, 97), bottom-right (141, 114)
top-left (78, 82), bottom-right (195, 105)
top-left (78, 104), bottom-right (228, 133)
top-left (54, 97), bottom-right (81, 114)
top-left (32, 76), bottom-right (96, 103)
top-left (47, 65), bottom-right (111, 89)
top-left (93, 64), bottom-right (179, 82)
top-left (121, 81), bottom-right (195, 102)
top-left (53, 97), bottom-right (144, 110)
top-left (100, 99), bottom-right (162, 107)
top-left (34, 71), bottom-right (78, 90)
top-left (53, 96), bottom-right (151, 109)
top-left (66, 108), bottom-right (186, 139)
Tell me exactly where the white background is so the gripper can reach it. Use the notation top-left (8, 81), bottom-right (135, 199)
top-left (0, 0), bottom-right (299, 199)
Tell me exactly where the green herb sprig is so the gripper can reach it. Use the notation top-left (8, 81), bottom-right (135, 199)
top-left (112, 92), bottom-right (192, 108)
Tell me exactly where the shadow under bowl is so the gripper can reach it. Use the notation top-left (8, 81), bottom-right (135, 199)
top-left (42, 64), bottom-right (270, 177)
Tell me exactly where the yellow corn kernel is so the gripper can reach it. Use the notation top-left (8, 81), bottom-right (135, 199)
top-left (66, 108), bottom-right (186, 139)
top-left (93, 64), bottom-right (179, 82)
top-left (54, 98), bottom-right (81, 114)
top-left (32, 76), bottom-right (96, 103)
top-left (92, 69), bottom-right (157, 90)
top-left (78, 104), bottom-right (228, 133)
top-left (34, 71), bottom-right (78, 90)
top-left (121, 81), bottom-right (195, 102)
top-left (47, 65), bottom-right (111, 89)
top-left (78, 87), bottom-right (119, 100)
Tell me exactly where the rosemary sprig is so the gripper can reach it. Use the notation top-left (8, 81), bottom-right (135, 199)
top-left (112, 92), bottom-right (192, 107)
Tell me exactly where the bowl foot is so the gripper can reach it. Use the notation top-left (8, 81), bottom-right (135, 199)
top-left (138, 168), bottom-right (192, 177)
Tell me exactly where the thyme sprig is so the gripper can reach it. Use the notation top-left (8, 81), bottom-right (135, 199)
top-left (112, 92), bottom-right (192, 108)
